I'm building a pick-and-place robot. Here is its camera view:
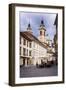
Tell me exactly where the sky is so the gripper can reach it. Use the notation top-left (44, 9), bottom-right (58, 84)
top-left (19, 12), bottom-right (57, 42)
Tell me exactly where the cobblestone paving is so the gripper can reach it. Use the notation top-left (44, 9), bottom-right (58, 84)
top-left (20, 65), bottom-right (58, 78)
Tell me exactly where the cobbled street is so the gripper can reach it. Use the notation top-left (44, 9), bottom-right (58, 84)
top-left (20, 65), bottom-right (58, 78)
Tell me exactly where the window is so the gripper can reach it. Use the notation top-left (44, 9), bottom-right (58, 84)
top-left (27, 41), bottom-right (28, 47)
top-left (40, 31), bottom-right (42, 35)
top-left (23, 39), bottom-right (26, 45)
top-left (23, 48), bottom-right (26, 56)
top-left (29, 50), bottom-right (32, 56)
top-left (29, 42), bottom-right (32, 48)
top-left (27, 49), bottom-right (28, 56)
top-left (20, 47), bottom-right (21, 55)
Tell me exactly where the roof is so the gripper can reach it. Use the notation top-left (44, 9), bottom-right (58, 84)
top-left (20, 32), bottom-right (32, 41)
top-left (20, 31), bottom-right (49, 49)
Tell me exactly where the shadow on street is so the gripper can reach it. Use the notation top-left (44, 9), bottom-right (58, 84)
top-left (20, 65), bottom-right (58, 78)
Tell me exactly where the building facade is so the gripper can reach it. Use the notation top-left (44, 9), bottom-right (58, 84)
top-left (20, 32), bottom-right (32, 66)
top-left (20, 20), bottom-right (55, 66)
top-left (20, 31), bottom-right (47, 66)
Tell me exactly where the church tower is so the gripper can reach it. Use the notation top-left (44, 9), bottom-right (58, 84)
top-left (38, 20), bottom-right (46, 43)
top-left (27, 23), bottom-right (33, 34)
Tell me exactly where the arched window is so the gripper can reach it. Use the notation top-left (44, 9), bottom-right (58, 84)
top-left (40, 31), bottom-right (42, 35)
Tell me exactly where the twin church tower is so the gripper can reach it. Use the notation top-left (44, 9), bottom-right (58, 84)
top-left (27, 20), bottom-right (49, 44)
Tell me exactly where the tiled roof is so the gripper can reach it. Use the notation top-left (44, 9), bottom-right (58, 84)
top-left (20, 32), bottom-right (32, 41)
top-left (20, 31), bottom-right (49, 49)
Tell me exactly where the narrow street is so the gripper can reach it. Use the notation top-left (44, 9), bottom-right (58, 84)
top-left (20, 65), bottom-right (58, 78)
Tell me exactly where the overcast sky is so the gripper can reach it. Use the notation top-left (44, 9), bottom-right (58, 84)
top-left (19, 12), bottom-right (56, 42)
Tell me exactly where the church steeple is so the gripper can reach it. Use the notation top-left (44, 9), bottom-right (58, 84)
top-left (38, 20), bottom-right (46, 43)
top-left (27, 23), bottom-right (32, 34)
top-left (41, 20), bottom-right (44, 26)
top-left (40, 20), bottom-right (46, 30)
top-left (28, 23), bottom-right (31, 28)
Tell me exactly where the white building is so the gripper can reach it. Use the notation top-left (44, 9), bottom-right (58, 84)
top-left (20, 20), bottom-right (55, 66)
